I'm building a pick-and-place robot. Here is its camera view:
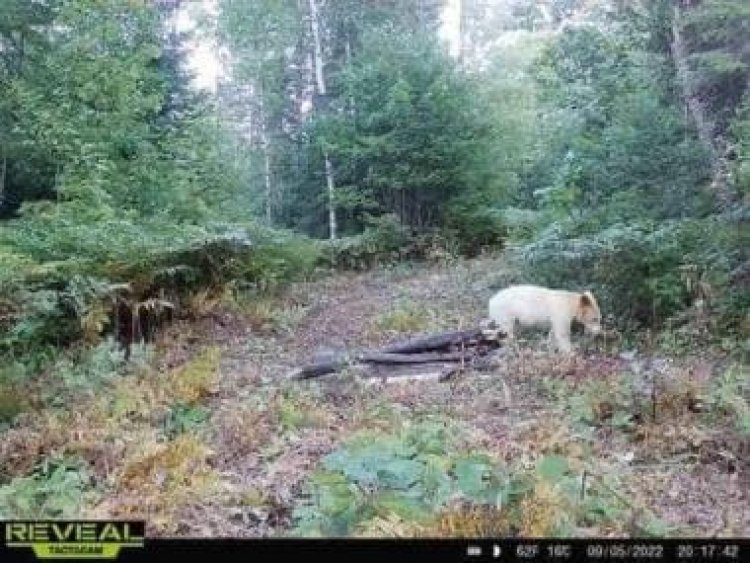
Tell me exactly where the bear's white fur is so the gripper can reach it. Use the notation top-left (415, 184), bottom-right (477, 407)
top-left (488, 284), bottom-right (602, 353)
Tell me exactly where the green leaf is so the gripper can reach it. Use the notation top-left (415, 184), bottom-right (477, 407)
top-left (376, 458), bottom-right (424, 490)
top-left (581, 494), bottom-right (622, 524)
top-left (373, 492), bottom-right (431, 522)
top-left (536, 455), bottom-right (570, 483)
top-left (316, 483), bottom-right (356, 516)
top-left (639, 516), bottom-right (672, 537)
top-left (453, 454), bottom-right (499, 502)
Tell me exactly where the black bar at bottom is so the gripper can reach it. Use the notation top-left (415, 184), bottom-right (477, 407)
top-left (1, 538), bottom-right (748, 563)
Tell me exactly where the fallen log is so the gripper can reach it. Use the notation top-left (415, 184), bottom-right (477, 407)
top-left (289, 324), bottom-right (505, 381)
top-left (359, 350), bottom-right (468, 364)
top-left (361, 362), bottom-right (462, 384)
top-left (379, 327), bottom-right (486, 354)
top-left (289, 350), bottom-right (471, 380)
top-left (289, 357), bottom-right (349, 380)
top-left (438, 348), bottom-right (508, 382)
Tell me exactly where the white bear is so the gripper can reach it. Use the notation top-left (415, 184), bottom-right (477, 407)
top-left (488, 284), bottom-right (602, 354)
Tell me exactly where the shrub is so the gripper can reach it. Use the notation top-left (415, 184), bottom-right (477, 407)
top-left (290, 418), bottom-right (653, 537)
top-left (0, 216), bottom-right (322, 370)
top-left (521, 216), bottom-right (747, 330)
top-left (500, 207), bottom-right (546, 243)
top-left (443, 206), bottom-right (508, 258)
top-left (323, 208), bottom-right (507, 272)
top-left (707, 365), bottom-right (750, 437)
top-left (322, 214), bottom-right (412, 271)
top-left (0, 456), bottom-right (92, 519)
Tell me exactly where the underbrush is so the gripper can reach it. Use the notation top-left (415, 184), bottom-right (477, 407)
top-left (520, 215), bottom-right (749, 343)
top-left (540, 361), bottom-right (749, 465)
top-left (0, 217), bottom-right (321, 390)
top-left (289, 417), bottom-right (669, 538)
top-left (0, 456), bottom-right (94, 519)
top-left (369, 301), bottom-right (434, 336)
top-left (0, 345), bottom-right (223, 531)
top-left (320, 213), bottom-right (506, 271)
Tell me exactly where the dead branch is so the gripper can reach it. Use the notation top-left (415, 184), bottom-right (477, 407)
top-left (289, 350), bottom-right (470, 380)
top-left (289, 325), bottom-right (505, 380)
top-left (379, 327), bottom-right (487, 354)
top-left (359, 351), bottom-right (468, 364)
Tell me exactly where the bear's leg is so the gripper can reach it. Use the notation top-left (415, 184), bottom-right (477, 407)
top-left (494, 317), bottom-right (518, 353)
top-left (545, 329), bottom-right (557, 352)
top-left (551, 322), bottom-right (573, 354)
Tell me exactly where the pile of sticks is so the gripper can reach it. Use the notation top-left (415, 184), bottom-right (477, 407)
top-left (288, 326), bottom-right (506, 382)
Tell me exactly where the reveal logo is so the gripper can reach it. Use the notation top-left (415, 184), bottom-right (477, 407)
top-left (3, 521), bottom-right (145, 560)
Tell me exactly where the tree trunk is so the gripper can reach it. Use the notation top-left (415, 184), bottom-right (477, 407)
top-left (263, 145), bottom-right (272, 224)
top-left (670, 2), bottom-right (732, 210)
top-left (458, 0), bottom-right (466, 66)
top-left (0, 154), bottom-right (6, 208)
top-left (345, 35), bottom-right (356, 119)
top-left (258, 83), bottom-right (273, 225)
top-left (308, 0), bottom-right (337, 240)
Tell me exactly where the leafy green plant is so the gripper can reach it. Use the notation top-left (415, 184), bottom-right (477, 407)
top-left (522, 217), bottom-right (743, 331)
top-left (0, 456), bottom-right (93, 519)
top-left (291, 420), bottom-right (462, 535)
top-left (290, 419), bottom-right (642, 537)
top-left (164, 403), bottom-right (211, 439)
top-left (707, 365), bottom-right (750, 436)
top-left (0, 382), bottom-right (26, 426)
top-left (276, 387), bottom-right (332, 432)
top-left (322, 215), bottom-right (412, 271)
top-left (541, 375), bottom-right (637, 430)
top-left (443, 205), bottom-right (508, 258)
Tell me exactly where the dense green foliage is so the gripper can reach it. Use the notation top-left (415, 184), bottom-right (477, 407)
top-left (512, 1), bottom-right (749, 335)
top-left (1, 0), bottom-right (747, 380)
top-left (218, 0), bottom-right (508, 246)
top-left (0, 0), bottom-right (747, 538)
top-left (213, 0), bottom-right (747, 339)
top-left (0, 0), bottom-right (318, 371)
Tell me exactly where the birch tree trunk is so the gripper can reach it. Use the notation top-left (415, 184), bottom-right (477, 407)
top-left (308, 0), bottom-right (337, 240)
top-left (258, 82), bottom-right (273, 225)
top-left (344, 34), bottom-right (356, 119)
top-left (458, 0), bottom-right (466, 67)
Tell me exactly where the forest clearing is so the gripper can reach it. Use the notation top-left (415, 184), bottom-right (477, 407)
top-left (1, 253), bottom-right (747, 538)
top-left (0, 0), bottom-right (748, 543)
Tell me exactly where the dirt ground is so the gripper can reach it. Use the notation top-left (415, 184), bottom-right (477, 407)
top-left (173, 254), bottom-right (748, 537)
top-left (2, 253), bottom-right (747, 537)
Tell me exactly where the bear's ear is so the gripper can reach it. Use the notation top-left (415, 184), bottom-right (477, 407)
top-left (580, 292), bottom-right (593, 306)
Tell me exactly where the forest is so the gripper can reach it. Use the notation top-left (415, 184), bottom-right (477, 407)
top-left (0, 0), bottom-right (748, 539)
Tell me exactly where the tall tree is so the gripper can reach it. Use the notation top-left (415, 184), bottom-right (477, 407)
top-left (671, 0), bottom-right (750, 209)
top-left (217, 0), bottom-right (300, 225)
top-left (308, 0), bottom-right (338, 240)
top-left (0, 0), bottom-right (57, 217)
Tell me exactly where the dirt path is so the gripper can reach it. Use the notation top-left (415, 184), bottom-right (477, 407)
top-left (180, 254), bottom-right (748, 538)
top-left (189, 255), bottom-right (516, 536)
top-left (3, 253), bottom-right (745, 538)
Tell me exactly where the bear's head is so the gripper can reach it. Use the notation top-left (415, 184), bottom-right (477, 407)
top-left (577, 291), bottom-right (602, 335)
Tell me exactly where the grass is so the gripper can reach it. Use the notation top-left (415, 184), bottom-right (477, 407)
top-left (0, 343), bottom-right (225, 533)
top-left (0, 253), bottom-right (747, 537)
top-left (369, 300), bottom-right (433, 335)
top-left (276, 387), bottom-right (334, 432)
